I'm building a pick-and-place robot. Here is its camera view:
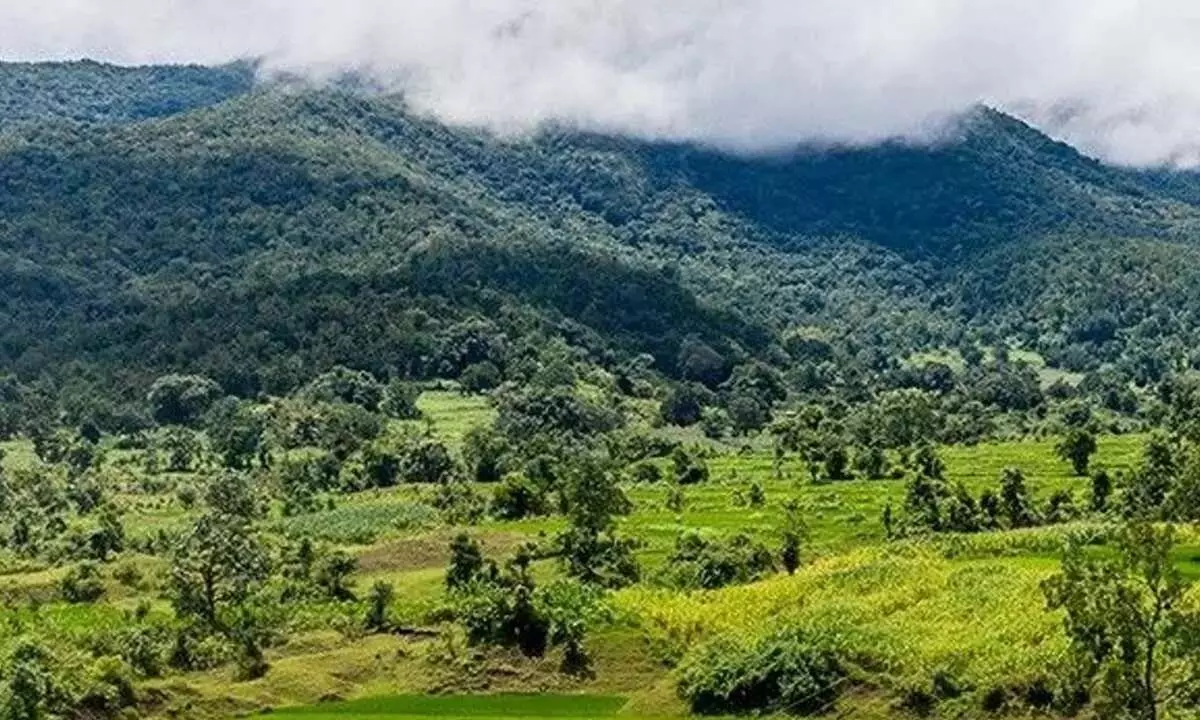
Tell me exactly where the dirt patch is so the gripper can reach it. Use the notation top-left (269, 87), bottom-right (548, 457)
top-left (355, 529), bottom-right (529, 574)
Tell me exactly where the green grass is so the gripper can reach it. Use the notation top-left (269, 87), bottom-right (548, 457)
top-left (271, 492), bottom-right (438, 545)
top-left (270, 694), bottom-right (627, 719)
top-left (623, 434), bottom-right (1146, 564)
top-left (413, 391), bottom-right (497, 448)
top-left (0, 427), bottom-right (1173, 720)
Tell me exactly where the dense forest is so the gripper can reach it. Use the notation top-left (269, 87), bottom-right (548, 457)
top-left (2, 63), bottom-right (1200, 438)
top-left (2, 61), bottom-right (1200, 720)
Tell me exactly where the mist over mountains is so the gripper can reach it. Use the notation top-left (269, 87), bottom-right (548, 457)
top-left (5, 2), bottom-right (1200, 166)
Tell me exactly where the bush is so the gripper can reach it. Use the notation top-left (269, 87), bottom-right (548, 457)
top-left (677, 628), bottom-right (845, 715)
top-left (60, 562), bottom-right (106, 603)
top-left (666, 532), bottom-right (775, 590)
top-left (672, 448), bottom-right (710, 485)
top-left (630, 462), bottom-right (663, 484)
top-left (490, 475), bottom-right (550, 521)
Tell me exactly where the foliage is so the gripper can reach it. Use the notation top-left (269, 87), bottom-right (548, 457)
top-left (677, 627), bottom-right (845, 715)
top-left (665, 532), bottom-right (776, 590)
top-left (1043, 524), bottom-right (1200, 720)
top-left (1057, 429), bottom-right (1099, 477)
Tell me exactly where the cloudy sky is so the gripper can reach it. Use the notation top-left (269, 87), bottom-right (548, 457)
top-left (2, 0), bottom-right (1199, 166)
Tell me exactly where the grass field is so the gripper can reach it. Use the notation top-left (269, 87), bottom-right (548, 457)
top-left (0, 391), bottom-right (1183, 720)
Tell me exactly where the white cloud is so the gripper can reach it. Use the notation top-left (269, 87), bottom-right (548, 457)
top-left (3, 0), bottom-right (1200, 165)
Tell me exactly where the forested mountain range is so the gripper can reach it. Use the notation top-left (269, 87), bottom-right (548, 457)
top-left (4, 60), bottom-right (1200, 425)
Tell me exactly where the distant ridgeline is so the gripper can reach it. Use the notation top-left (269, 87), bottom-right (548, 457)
top-left (3, 60), bottom-right (1200, 430)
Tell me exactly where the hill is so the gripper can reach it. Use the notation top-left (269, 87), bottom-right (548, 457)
top-left (3, 61), bottom-right (1200, 720)
top-left (2, 61), bottom-right (1200, 415)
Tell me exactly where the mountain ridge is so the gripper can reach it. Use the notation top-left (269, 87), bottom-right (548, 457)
top-left (3, 61), bottom-right (1200, 411)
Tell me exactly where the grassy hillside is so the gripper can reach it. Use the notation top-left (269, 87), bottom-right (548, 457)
top-left (4, 61), bottom-right (1200, 720)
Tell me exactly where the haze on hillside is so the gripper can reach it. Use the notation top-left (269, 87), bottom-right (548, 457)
top-left (3, 0), bottom-right (1200, 166)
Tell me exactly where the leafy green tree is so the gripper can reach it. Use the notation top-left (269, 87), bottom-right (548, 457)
top-left (204, 398), bottom-right (266, 470)
top-left (364, 581), bottom-right (395, 633)
top-left (446, 533), bottom-right (492, 591)
top-left (2, 639), bottom-right (57, 720)
top-left (147, 374), bottom-right (222, 426)
top-left (158, 426), bottom-right (203, 473)
top-left (303, 366), bottom-right (384, 411)
top-left (724, 393), bottom-right (769, 435)
top-left (59, 561), bottom-right (105, 603)
top-left (780, 499), bottom-right (807, 575)
top-left (854, 445), bottom-right (889, 480)
top-left (1091, 469), bottom-right (1113, 513)
top-left (672, 447), bottom-right (710, 486)
top-left (666, 532), bottom-right (774, 590)
top-left (659, 383), bottom-right (710, 427)
top-left (999, 467), bottom-right (1038, 528)
top-left (1043, 524), bottom-right (1200, 720)
top-left (557, 457), bottom-right (639, 589)
top-left (170, 512), bottom-right (269, 631)
top-left (462, 427), bottom-right (509, 484)
top-left (911, 444), bottom-right (946, 480)
top-left (1057, 428), bottom-right (1099, 476)
top-left (700, 407), bottom-right (731, 440)
top-left (88, 504), bottom-right (125, 561)
top-left (203, 472), bottom-right (263, 521)
top-left (314, 550), bottom-right (358, 601)
top-left (380, 379), bottom-right (423, 419)
top-left (490, 475), bottom-right (549, 521)
top-left (677, 338), bottom-right (728, 388)
top-left (1123, 434), bottom-right (1180, 519)
top-left (459, 362), bottom-right (503, 394)
top-left (823, 443), bottom-right (852, 481)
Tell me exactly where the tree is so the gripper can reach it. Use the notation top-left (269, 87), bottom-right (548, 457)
top-left (780, 499), bottom-right (807, 575)
top-left (170, 513), bottom-right (269, 630)
top-left (2, 640), bottom-right (56, 720)
top-left (557, 456), bottom-right (639, 588)
top-left (446, 533), bottom-right (490, 591)
top-left (459, 362), bottom-right (503, 394)
top-left (147, 374), bottom-right (222, 426)
top-left (1043, 524), bottom-right (1200, 720)
top-left (380, 379), bottom-right (423, 419)
top-left (204, 398), bottom-right (266, 470)
top-left (203, 472), bottom-right (263, 521)
top-left (1091, 470), bottom-right (1113, 513)
top-left (88, 504), bottom-right (125, 561)
top-left (678, 338), bottom-right (728, 387)
top-left (1057, 428), bottom-right (1099, 476)
top-left (303, 366), bottom-right (384, 411)
top-left (461, 427), bottom-right (508, 483)
top-left (59, 562), bottom-right (105, 603)
top-left (660, 384), bottom-right (710, 427)
top-left (364, 581), bottom-right (395, 633)
top-left (314, 550), bottom-right (358, 601)
top-left (999, 467), bottom-right (1038, 529)
top-left (854, 446), bottom-right (889, 481)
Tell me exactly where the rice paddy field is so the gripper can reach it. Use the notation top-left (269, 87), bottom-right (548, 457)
top-left (1, 393), bottom-right (1190, 720)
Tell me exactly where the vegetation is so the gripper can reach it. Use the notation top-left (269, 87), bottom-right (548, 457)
top-left (3, 60), bottom-right (1200, 720)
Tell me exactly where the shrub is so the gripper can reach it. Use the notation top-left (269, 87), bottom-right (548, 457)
top-left (631, 462), bottom-right (663, 484)
top-left (364, 581), bottom-right (395, 633)
top-left (60, 562), bottom-right (106, 603)
top-left (666, 532), bottom-right (775, 590)
top-left (490, 475), bottom-right (550, 521)
top-left (677, 627), bottom-right (845, 715)
top-left (672, 448), bottom-right (710, 485)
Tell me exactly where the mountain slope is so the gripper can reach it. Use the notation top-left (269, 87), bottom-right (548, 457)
top-left (4, 62), bottom-right (1200, 405)
top-left (0, 59), bottom-right (255, 125)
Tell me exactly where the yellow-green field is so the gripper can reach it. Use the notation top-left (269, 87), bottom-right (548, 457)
top-left (0, 394), bottom-right (1183, 720)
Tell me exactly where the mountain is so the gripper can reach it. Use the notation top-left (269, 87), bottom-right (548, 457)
top-left (2, 60), bottom-right (1200, 411)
